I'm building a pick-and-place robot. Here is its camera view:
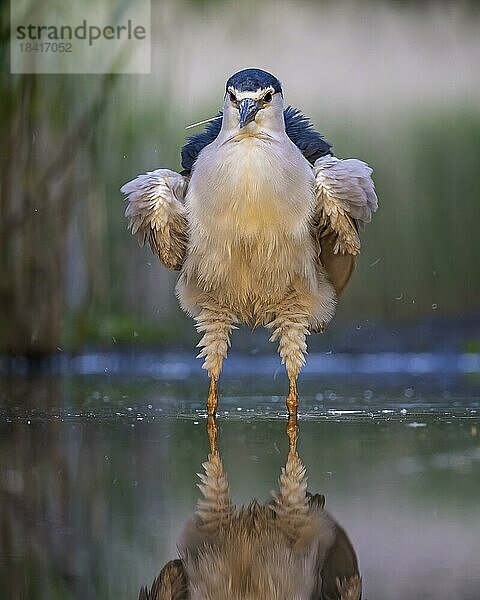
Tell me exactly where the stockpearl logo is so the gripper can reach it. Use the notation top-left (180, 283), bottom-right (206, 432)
top-left (10, 0), bottom-right (151, 74)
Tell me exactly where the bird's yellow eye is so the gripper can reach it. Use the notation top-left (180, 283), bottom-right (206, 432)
top-left (229, 91), bottom-right (237, 103)
top-left (263, 91), bottom-right (273, 103)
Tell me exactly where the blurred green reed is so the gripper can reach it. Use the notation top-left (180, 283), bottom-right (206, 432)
top-left (1, 1), bottom-right (479, 355)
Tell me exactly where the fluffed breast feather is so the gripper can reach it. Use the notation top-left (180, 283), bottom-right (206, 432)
top-left (314, 156), bottom-right (378, 255)
top-left (121, 169), bottom-right (188, 271)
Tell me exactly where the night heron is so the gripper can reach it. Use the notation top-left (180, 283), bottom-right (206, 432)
top-left (121, 68), bottom-right (377, 415)
top-left (139, 415), bottom-right (361, 600)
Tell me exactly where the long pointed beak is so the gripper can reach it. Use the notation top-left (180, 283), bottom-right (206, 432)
top-left (238, 98), bottom-right (261, 128)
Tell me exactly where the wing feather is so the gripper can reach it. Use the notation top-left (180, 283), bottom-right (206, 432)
top-left (138, 559), bottom-right (188, 600)
top-left (121, 169), bottom-right (188, 271)
top-left (314, 156), bottom-right (378, 256)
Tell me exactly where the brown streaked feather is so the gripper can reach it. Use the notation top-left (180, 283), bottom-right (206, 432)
top-left (309, 219), bottom-right (355, 329)
top-left (334, 575), bottom-right (362, 600)
top-left (313, 155), bottom-right (378, 259)
top-left (146, 209), bottom-right (188, 271)
top-left (138, 559), bottom-right (188, 600)
top-left (319, 228), bottom-right (356, 296)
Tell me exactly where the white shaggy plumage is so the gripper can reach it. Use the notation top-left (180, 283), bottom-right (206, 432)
top-left (121, 76), bottom-right (378, 412)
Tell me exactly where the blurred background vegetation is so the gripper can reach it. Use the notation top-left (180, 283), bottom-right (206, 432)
top-left (1, 0), bottom-right (479, 357)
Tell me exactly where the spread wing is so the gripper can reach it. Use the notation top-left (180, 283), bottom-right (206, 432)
top-left (313, 156), bottom-right (378, 256)
top-left (312, 156), bottom-right (378, 296)
top-left (121, 169), bottom-right (188, 271)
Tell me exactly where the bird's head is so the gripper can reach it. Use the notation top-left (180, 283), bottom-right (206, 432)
top-left (222, 68), bottom-right (284, 134)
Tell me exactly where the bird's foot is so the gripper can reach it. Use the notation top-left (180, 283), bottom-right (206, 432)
top-left (206, 376), bottom-right (219, 416)
top-left (286, 378), bottom-right (299, 415)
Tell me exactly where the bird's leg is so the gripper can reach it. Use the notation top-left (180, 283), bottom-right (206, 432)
top-left (271, 412), bottom-right (311, 544)
top-left (286, 376), bottom-right (299, 415)
top-left (195, 305), bottom-right (237, 416)
top-left (196, 414), bottom-right (233, 531)
top-left (267, 292), bottom-right (310, 415)
top-left (286, 411), bottom-right (298, 456)
top-left (207, 376), bottom-right (219, 416)
top-left (207, 415), bottom-right (218, 456)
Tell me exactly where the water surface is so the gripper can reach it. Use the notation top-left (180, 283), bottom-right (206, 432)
top-left (1, 359), bottom-right (479, 599)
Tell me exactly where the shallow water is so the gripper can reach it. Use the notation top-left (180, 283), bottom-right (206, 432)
top-left (1, 358), bottom-right (479, 599)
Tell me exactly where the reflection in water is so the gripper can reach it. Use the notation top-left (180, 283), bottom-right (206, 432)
top-left (1, 375), bottom-right (479, 598)
top-left (140, 415), bottom-right (360, 599)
